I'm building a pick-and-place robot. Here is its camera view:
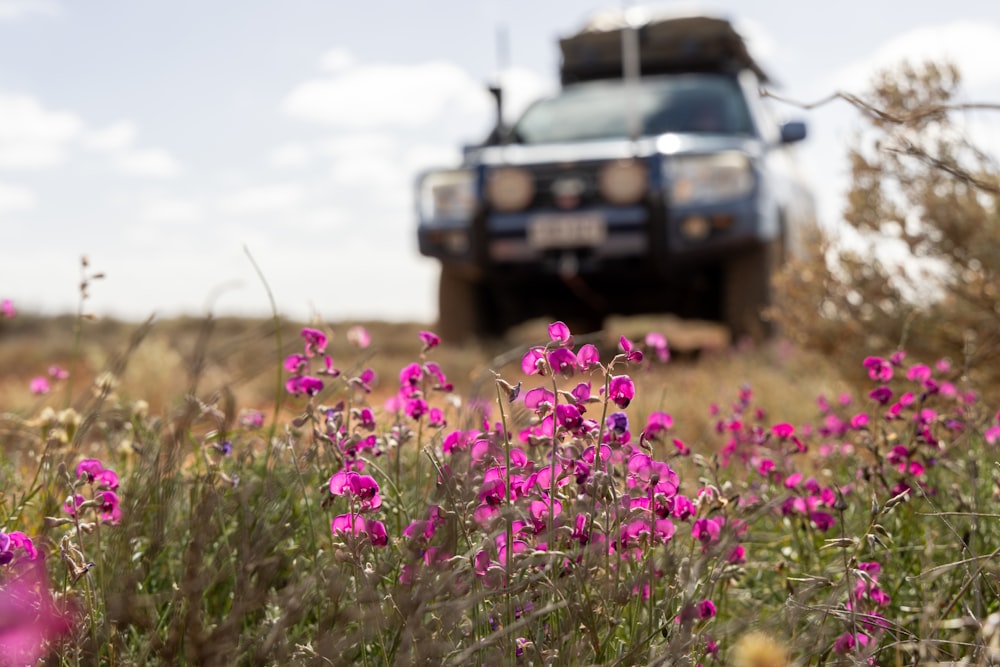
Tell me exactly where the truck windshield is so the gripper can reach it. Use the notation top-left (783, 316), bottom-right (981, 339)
top-left (512, 74), bottom-right (753, 144)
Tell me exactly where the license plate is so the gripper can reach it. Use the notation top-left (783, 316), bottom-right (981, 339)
top-left (527, 213), bottom-right (607, 249)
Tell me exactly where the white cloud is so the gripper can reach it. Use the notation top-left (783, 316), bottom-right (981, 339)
top-left (321, 47), bottom-right (355, 72)
top-left (140, 197), bottom-right (204, 224)
top-left (84, 120), bottom-right (137, 153)
top-left (832, 21), bottom-right (1000, 93)
top-left (0, 92), bottom-right (81, 168)
top-left (282, 60), bottom-right (492, 128)
top-left (216, 183), bottom-right (305, 215)
top-left (0, 181), bottom-right (35, 212)
top-left (114, 148), bottom-right (181, 178)
top-left (270, 142), bottom-right (311, 168)
top-left (0, 0), bottom-right (60, 20)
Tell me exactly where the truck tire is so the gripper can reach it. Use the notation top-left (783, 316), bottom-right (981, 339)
top-left (436, 266), bottom-right (487, 345)
top-left (723, 238), bottom-right (783, 343)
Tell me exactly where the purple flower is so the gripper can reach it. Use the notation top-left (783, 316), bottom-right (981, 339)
top-left (301, 327), bottom-right (328, 356)
top-left (619, 336), bottom-right (644, 363)
top-left (698, 599), bottom-right (717, 619)
top-left (418, 330), bottom-right (441, 350)
top-left (521, 347), bottom-right (547, 375)
top-left (547, 321), bottom-right (573, 347)
top-left (284, 354), bottom-right (307, 373)
top-left (0, 560), bottom-right (73, 664)
top-left (331, 514), bottom-right (388, 547)
top-left (48, 365), bottom-right (69, 379)
top-left (547, 347), bottom-right (577, 377)
top-left (607, 375), bottom-right (635, 408)
top-left (645, 332), bottom-right (669, 362)
top-left (285, 375), bottom-right (324, 396)
top-left (97, 491), bottom-right (122, 524)
top-left (863, 356), bottom-right (893, 382)
top-left (29, 377), bottom-right (50, 396)
top-left (576, 344), bottom-right (601, 370)
top-left (347, 325), bottom-right (371, 348)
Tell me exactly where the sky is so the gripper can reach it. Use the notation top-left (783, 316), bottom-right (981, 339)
top-left (1, 0), bottom-right (999, 324)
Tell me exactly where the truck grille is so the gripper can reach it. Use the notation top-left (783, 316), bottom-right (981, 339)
top-left (529, 162), bottom-right (606, 210)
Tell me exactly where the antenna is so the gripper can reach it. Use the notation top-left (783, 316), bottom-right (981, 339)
top-left (488, 23), bottom-right (509, 139)
top-left (622, 3), bottom-right (642, 143)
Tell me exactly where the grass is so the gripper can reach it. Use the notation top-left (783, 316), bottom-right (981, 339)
top-left (1, 308), bottom-right (999, 666)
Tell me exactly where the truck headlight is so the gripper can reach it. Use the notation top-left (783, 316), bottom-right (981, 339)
top-left (486, 167), bottom-right (535, 212)
top-left (417, 169), bottom-right (476, 222)
top-left (666, 152), bottom-right (753, 205)
top-left (598, 159), bottom-right (647, 205)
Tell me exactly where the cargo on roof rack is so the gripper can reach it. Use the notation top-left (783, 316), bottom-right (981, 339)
top-left (558, 11), bottom-right (770, 85)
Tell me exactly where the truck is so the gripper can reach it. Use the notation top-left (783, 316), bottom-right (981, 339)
top-left (415, 9), bottom-right (815, 342)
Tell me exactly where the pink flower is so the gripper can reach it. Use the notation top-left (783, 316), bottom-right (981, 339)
top-left (619, 336), bottom-right (644, 363)
top-left (0, 560), bottom-right (74, 664)
top-left (698, 600), bottom-right (717, 619)
top-left (29, 377), bottom-right (50, 396)
top-left (576, 344), bottom-right (601, 370)
top-left (644, 412), bottom-right (674, 438)
top-left (47, 365), bottom-right (69, 379)
top-left (285, 375), bottom-right (323, 396)
top-left (771, 423), bottom-right (795, 439)
top-left (607, 375), bottom-right (635, 408)
top-left (300, 327), bottom-right (328, 356)
top-left (547, 321), bottom-right (573, 347)
top-left (863, 356), bottom-right (893, 382)
top-left (548, 348), bottom-right (577, 376)
top-left (284, 353), bottom-right (307, 372)
top-left (418, 330), bottom-right (441, 350)
top-left (331, 514), bottom-right (388, 547)
top-left (97, 491), bottom-right (122, 524)
top-left (645, 332), bottom-right (670, 362)
top-left (0, 298), bottom-right (14, 318)
top-left (521, 347), bottom-right (547, 375)
top-left (346, 325), bottom-right (371, 348)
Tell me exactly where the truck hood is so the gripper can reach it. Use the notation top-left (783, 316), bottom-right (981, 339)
top-left (472, 134), bottom-right (764, 166)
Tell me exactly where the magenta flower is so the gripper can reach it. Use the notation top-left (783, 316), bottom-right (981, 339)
top-left (0, 531), bottom-right (38, 565)
top-left (521, 347), bottom-right (547, 375)
top-left (399, 363), bottom-right (423, 394)
top-left (285, 375), bottom-right (323, 396)
top-left (331, 514), bottom-right (388, 547)
top-left (346, 325), bottom-right (371, 348)
top-left (97, 491), bottom-right (122, 524)
top-left (29, 377), bottom-right (50, 396)
top-left (547, 347), bottom-right (577, 377)
top-left (47, 365), bottom-right (69, 379)
top-left (863, 356), bottom-right (893, 382)
top-left (576, 344), bottom-right (601, 370)
top-left (698, 599), bottom-right (717, 619)
top-left (75, 459), bottom-right (105, 481)
top-left (618, 336), bottom-right (644, 363)
top-left (692, 517), bottom-right (722, 545)
top-left (771, 422), bottom-right (795, 439)
top-left (405, 398), bottom-right (429, 420)
top-left (0, 298), bottom-right (14, 318)
top-left (607, 375), bottom-right (635, 408)
top-left (644, 412), bottom-right (674, 438)
top-left (301, 327), bottom-right (328, 356)
top-left (329, 470), bottom-right (382, 511)
top-left (419, 330), bottom-right (441, 350)
top-left (0, 560), bottom-right (74, 665)
top-left (547, 321), bottom-right (573, 347)
top-left (524, 387), bottom-right (554, 411)
top-left (645, 331), bottom-right (670, 362)
top-left (63, 494), bottom-right (85, 517)
top-left (239, 409), bottom-right (265, 429)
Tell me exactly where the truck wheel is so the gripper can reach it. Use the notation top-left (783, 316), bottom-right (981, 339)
top-left (437, 266), bottom-right (486, 344)
top-left (723, 239), bottom-right (783, 343)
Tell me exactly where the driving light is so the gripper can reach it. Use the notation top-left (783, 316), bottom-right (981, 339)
top-left (486, 167), bottom-right (535, 212)
top-left (418, 169), bottom-right (476, 222)
top-left (598, 159), bottom-right (648, 205)
top-left (666, 152), bottom-right (753, 205)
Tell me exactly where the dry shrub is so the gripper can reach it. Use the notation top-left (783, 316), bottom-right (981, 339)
top-left (771, 60), bottom-right (1000, 398)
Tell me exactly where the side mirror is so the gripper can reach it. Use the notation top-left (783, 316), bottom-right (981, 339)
top-left (779, 120), bottom-right (807, 144)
